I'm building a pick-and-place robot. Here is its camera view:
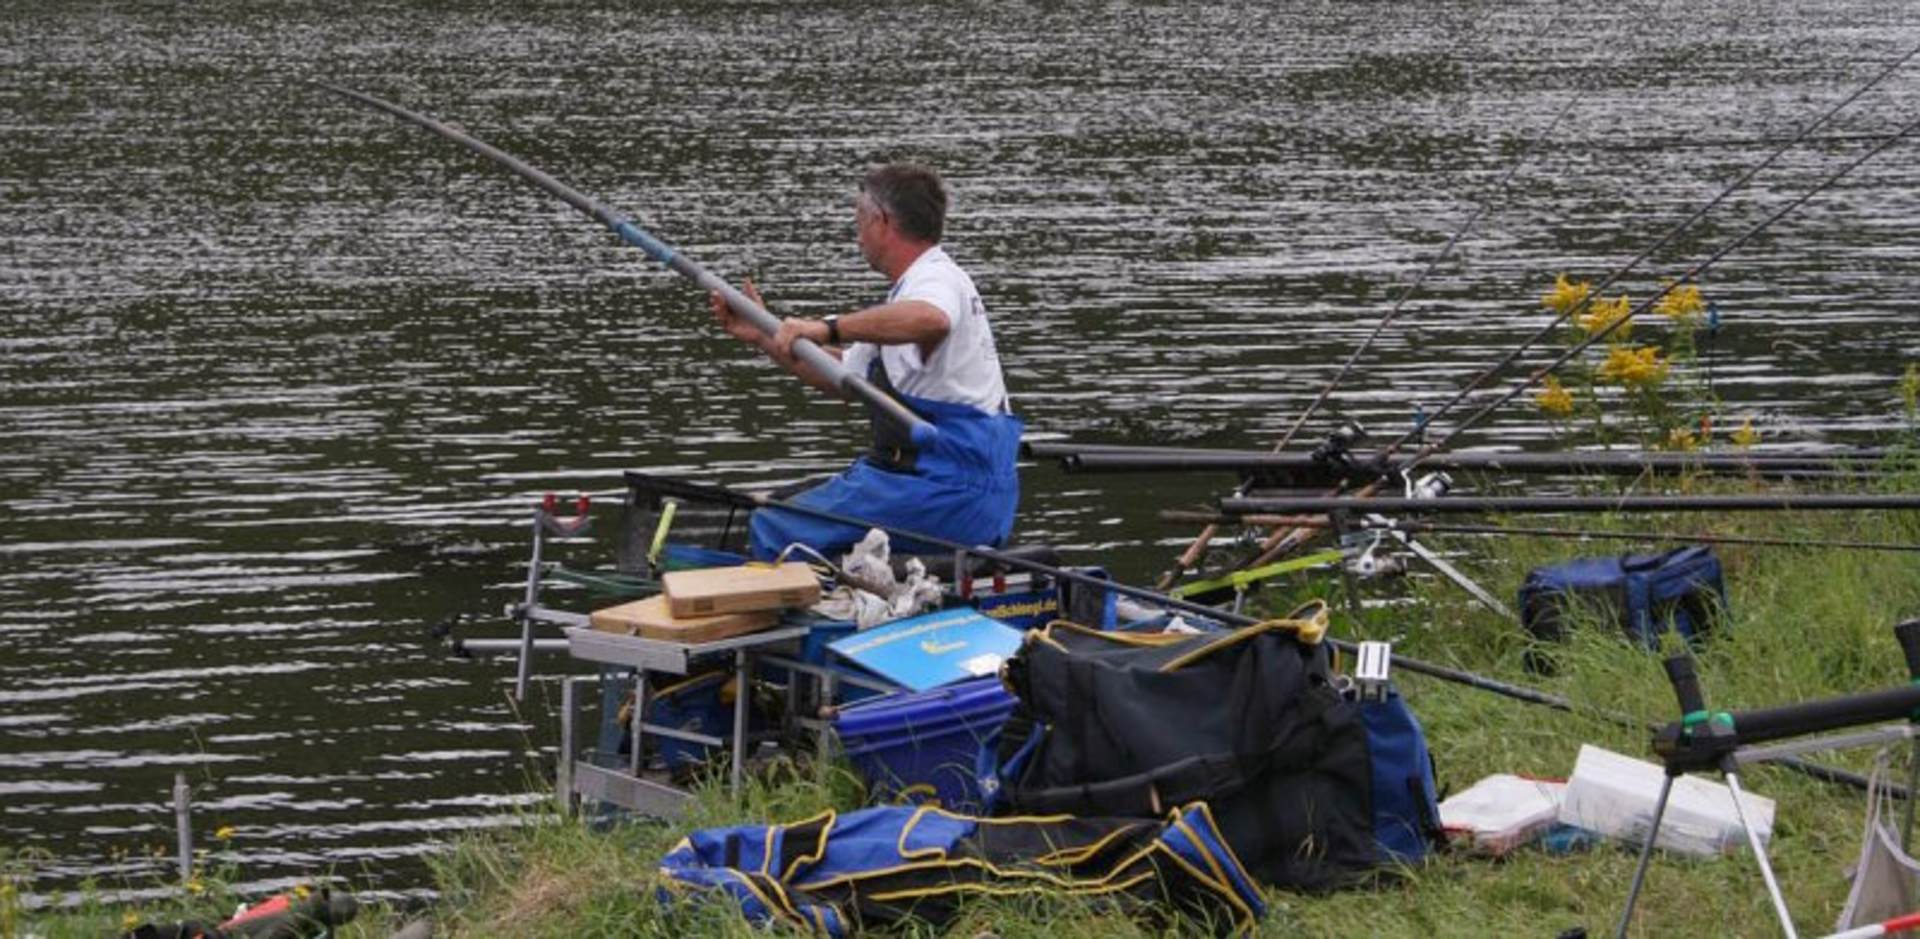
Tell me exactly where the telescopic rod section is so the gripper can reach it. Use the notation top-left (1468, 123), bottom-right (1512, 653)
top-left (1220, 493), bottom-right (1920, 516)
top-left (1045, 444), bottom-right (1888, 478)
top-left (1654, 652), bottom-right (1920, 773)
top-left (317, 83), bottom-right (936, 448)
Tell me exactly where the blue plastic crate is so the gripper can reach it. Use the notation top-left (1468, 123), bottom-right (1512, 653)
top-left (833, 677), bottom-right (1016, 811)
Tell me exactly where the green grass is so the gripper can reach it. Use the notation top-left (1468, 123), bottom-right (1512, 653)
top-left (19, 467), bottom-right (1920, 937)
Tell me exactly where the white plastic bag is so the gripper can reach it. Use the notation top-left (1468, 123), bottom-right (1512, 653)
top-left (809, 529), bottom-right (943, 629)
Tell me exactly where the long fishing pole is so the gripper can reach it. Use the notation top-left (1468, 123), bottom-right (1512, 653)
top-left (1053, 445), bottom-right (1889, 478)
top-left (1156, 95), bottom-right (1583, 589)
top-left (1219, 492), bottom-right (1920, 516)
top-left (1592, 132), bottom-right (1920, 153)
top-left (317, 83), bottom-right (937, 448)
top-left (1161, 510), bottom-right (1920, 554)
top-left (1029, 440), bottom-right (1889, 465)
top-left (718, 476), bottom-right (1893, 796)
top-left (1370, 44), bottom-right (1919, 463)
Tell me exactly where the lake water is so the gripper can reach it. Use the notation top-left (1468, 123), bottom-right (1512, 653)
top-left (3, 0), bottom-right (1917, 899)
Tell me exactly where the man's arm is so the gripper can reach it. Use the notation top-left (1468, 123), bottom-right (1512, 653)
top-left (772, 300), bottom-right (951, 363)
top-left (709, 281), bottom-right (846, 395)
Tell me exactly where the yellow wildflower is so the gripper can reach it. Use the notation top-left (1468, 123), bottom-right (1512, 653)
top-left (1731, 418), bottom-right (1759, 448)
top-left (1595, 344), bottom-right (1669, 387)
top-left (214, 825), bottom-right (235, 841)
top-left (1665, 427), bottom-right (1699, 451)
top-left (1655, 281), bottom-right (1705, 322)
top-left (1536, 376), bottom-right (1574, 417)
top-left (1542, 274), bottom-right (1592, 315)
top-left (184, 876), bottom-right (206, 896)
top-left (1577, 294), bottom-right (1633, 339)
top-left (294, 883), bottom-right (313, 900)
top-left (122, 911), bottom-right (141, 930)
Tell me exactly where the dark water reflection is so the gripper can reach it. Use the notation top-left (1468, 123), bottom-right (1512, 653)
top-left (3, 0), bottom-right (1917, 897)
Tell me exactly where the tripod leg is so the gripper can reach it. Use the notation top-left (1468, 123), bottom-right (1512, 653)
top-left (1726, 771), bottom-right (1797, 939)
top-left (1616, 773), bottom-right (1679, 939)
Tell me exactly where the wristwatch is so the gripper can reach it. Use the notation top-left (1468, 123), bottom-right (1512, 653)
top-left (824, 315), bottom-right (842, 346)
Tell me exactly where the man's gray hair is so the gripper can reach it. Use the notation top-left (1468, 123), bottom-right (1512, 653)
top-left (861, 162), bottom-right (947, 244)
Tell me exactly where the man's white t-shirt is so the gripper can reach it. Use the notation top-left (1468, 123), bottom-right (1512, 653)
top-left (841, 245), bottom-right (1010, 415)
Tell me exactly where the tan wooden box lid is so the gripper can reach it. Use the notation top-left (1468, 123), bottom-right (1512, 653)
top-left (588, 594), bottom-right (779, 643)
top-left (661, 561), bottom-right (822, 618)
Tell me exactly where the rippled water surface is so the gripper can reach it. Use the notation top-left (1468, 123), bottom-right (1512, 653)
top-left (4, 0), bottom-right (1918, 897)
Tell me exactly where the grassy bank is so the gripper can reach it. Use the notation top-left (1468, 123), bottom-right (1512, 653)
top-left (19, 468), bottom-right (1920, 937)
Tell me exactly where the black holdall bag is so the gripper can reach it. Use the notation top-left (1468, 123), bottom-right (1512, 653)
top-left (992, 600), bottom-right (1380, 891)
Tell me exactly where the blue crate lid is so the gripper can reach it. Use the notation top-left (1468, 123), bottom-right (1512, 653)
top-left (834, 677), bottom-right (1015, 746)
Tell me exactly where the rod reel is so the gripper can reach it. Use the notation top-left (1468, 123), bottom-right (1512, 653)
top-left (1309, 420), bottom-right (1369, 474)
top-left (1340, 526), bottom-right (1403, 579)
top-left (1408, 470), bottom-right (1453, 500)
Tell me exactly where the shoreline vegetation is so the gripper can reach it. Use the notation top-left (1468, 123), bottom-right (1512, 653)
top-left (15, 457), bottom-right (1920, 938)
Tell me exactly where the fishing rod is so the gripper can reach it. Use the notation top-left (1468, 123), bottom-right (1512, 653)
top-left (1157, 96), bottom-right (1583, 589)
top-left (1277, 94), bottom-right (1582, 451)
top-left (1420, 106), bottom-right (1920, 462)
top-left (1216, 55), bottom-right (1920, 573)
top-left (1028, 440), bottom-right (1889, 464)
top-left (718, 476), bottom-right (1894, 796)
top-left (1590, 132), bottom-right (1920, 153)
top-left (1367, 44), bottom-right (1919, 465)
top-left (1047, 444), bottom-right (1890, 479)
top-left (1219, 492), bottom-right (1920, 516)
top-left (316, 83), bottom-right (937, 448)
top-left (1161, 510), bottom-right (1920, 554)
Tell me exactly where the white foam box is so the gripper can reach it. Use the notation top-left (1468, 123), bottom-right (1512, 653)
top-left (1559, 743), bottom-right (1774, 857)
top-left (1438, 774), bottom-right (1567, 856)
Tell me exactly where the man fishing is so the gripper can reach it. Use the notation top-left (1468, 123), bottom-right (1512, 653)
top-left (708, 162), bottom-right (1023, 561)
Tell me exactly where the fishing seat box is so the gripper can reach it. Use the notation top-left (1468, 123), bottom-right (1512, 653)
top-left (832, 677), bottom-right (1017, 811)
top-left (588, 595), bottom-right (778, 643)
top-left (1519, 545), bottom-right (1727, 650)
top-left (661, 562), bottom-right (821, 618)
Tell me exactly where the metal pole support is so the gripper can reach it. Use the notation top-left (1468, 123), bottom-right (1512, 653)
top-left (1727, 771), bottom-right (1798, 938)
top-left (514, 509), bottom-right (546, 701)
top-left (1615, 773), bottom-right (1677, 939)
top-left (1329, 509), bottom-right (1363, 617)
top-left (172, 773), bottom-right (192, 881)
top-left (558, 676), bottom-right (579, 817)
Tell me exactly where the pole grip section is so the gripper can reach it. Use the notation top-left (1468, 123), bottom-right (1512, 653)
top-left (1665, 655), bottom-right (1706, 715)
top-left (1896, 618), bottom-right (1920, 681)
top-left (1732, 684), bottom-right (1920, 746)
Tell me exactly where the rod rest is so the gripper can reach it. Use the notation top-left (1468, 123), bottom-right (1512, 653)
top-left (1655, 660), bottom-right (1920, 773)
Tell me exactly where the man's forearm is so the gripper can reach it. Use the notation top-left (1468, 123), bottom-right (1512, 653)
top-left (837, 300), bottom-right (950, 348)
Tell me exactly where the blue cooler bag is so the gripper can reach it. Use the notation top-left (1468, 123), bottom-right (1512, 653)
top-left (1519, 545), bottom-right (1727, 649)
